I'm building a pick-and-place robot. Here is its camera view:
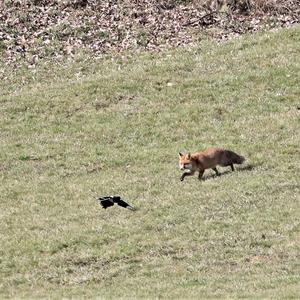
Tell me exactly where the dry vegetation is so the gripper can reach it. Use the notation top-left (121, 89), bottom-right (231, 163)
top-left (1, 0), bottom-right (299, 65)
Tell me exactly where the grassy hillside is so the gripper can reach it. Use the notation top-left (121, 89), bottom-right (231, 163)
top-left (0, 26), bottom-right (299, 298)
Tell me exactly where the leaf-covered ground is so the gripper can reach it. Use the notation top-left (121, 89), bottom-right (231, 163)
top-left (1, 0), bottom-right (300, 64)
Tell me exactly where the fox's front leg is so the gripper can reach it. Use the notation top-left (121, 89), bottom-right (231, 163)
top-left (180, 171), bottom-right (195, 181)
top-left (198, 170), bottom-right (204, 180)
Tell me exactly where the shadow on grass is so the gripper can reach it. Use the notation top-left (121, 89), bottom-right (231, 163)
top-left (203, 164), bottom-right (255, 181)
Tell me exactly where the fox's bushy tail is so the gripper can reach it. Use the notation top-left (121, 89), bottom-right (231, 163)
top-left (227, 150), bottom-right (245, 164)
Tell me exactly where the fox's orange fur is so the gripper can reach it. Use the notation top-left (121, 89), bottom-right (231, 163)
top-left (179, 148), bottom-right (245, 181)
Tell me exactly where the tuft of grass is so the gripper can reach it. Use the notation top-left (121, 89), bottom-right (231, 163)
top-left (0, 26), bottom-right (299, 298)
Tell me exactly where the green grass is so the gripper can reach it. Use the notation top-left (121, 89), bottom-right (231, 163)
top-left (0, 26), bottom-right (299, 299)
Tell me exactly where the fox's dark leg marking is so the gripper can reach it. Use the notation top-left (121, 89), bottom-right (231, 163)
top-left (198, 170), bottom-right (204, 180)
top-left (212, 167), bottom-right (220, 176)
top-left (230, 164), bottom-right (235, 171)
top-left (181, 171), bottom-right (195, 181)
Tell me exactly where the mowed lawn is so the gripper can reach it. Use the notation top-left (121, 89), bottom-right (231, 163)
top-left (0, 26), bottom-right (299, 298)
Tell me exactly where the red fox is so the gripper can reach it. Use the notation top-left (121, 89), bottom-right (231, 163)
top-left (179, 148), bottom-right (245, 181)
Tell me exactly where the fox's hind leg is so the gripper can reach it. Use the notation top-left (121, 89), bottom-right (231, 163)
top-left (212, 167), bottom-right (220, 176)
top-left (198, 170), bottom-right (204, 180)
top-left (230, 164), bottom-right (235, 171)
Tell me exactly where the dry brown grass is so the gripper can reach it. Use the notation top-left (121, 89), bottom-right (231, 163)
top-left (248, 0), bottom-right (297, 12)
top-left (193, 0), bottom-right (298, 13)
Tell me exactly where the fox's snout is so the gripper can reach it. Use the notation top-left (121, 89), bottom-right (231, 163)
top-left (179, 163), bottom-right (192, 171)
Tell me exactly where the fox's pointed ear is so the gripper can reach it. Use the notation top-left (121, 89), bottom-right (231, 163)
top-left (179, 152), bottom-right (183, 157)
top-left (187, 153), bottom-right (191, 159)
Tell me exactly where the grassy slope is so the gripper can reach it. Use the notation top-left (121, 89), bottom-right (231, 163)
top-left (0, 26), bottom-right (299, 298)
